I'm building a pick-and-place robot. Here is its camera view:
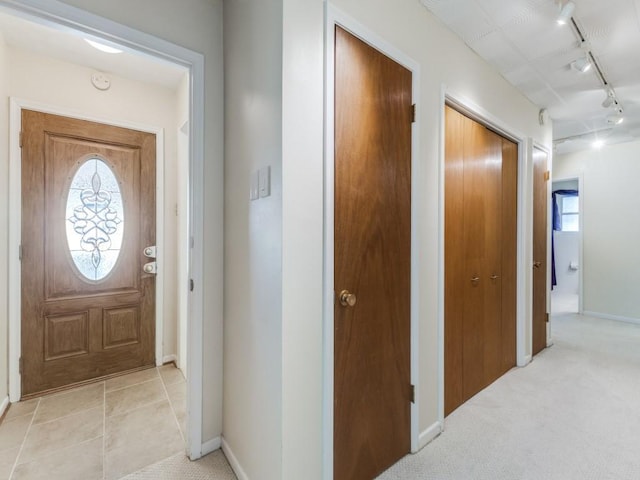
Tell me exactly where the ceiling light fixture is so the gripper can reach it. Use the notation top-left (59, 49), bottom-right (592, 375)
top-left (602, 87), bottom-right (616, 108)
top-left (592, 139), bottom-right (605, 149)
top-left (606, 107), bottom-right (624, 125)
top-left (85, 38), bottom-right (123, 54)
top-left (557, 1), bottom-right (575, 25)
top-left (570, 56), bottom-right (592, 73)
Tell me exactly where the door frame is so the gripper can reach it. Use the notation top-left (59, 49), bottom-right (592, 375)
top-left (0, 0), bottom-right (211, 460)
top-left (9, 97), bottom-right (166, 392)
top-left (437, 91), bottom-right (530, 425)
top-left (323, 6), bottom-right (421, 478)
top-left (533, 142), bottom-right (554, 347)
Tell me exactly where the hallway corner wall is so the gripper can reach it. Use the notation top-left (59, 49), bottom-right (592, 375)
top-left (223, 1), bottom-right (284, 479)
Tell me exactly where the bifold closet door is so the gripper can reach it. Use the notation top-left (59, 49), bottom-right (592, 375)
top-left (445, 105), bottom-right (517, 416)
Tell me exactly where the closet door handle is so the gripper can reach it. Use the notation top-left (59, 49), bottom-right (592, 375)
top-left (533, 261), bottom-right (541, 269)
top-left (471, 276), bottom-right (480, 285)
top-left (490, 275), bottom-right (499, 280)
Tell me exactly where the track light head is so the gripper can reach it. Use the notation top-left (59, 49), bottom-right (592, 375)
top-left (571, 56), bottom-right (592, 73)
top-left (602, 88), bottom-right (615, 108)
top-left (557, 1), bottom-right (575, 25)
top-left (606, 112), bottom-right (624, 125)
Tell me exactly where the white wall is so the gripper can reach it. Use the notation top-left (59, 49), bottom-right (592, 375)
top-left (223, 1), bottom-right (284, 479)
top-left (555, 142), bottom-right (640, 320)
top-left (553, 232), bottom-right (579, 294)
top-left (56, 0), bottom-right (224, 444)
top-left (281, 0), bottom-right (324, 478)
top-left (5, 46), bottom-right (182, 360)
top-left (176, 72), bottom-right (189, 375)
top-left (0, 31), bottom-right (9, 405)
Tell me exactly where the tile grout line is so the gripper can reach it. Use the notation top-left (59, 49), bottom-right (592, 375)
top-left (105, 373), bottom-right (161, 394)
top-left (8, 397), bottom-right (41, 479)
top-left (158, 369), bottom-right (186, 445)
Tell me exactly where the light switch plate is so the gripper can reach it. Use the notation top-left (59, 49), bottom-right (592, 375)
top-left (250, 170), bottom-right (259, 200)
top-left (259, 166), bottom-right (271, 198)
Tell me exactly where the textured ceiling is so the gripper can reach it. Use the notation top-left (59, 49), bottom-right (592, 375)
top-left (421, 0), bottom-right (640, 154)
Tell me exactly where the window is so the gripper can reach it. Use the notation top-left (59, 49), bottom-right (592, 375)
top-left (66, 157), bottom-right (124, 281)
top-left (559, 195), bottom-right (579, 232)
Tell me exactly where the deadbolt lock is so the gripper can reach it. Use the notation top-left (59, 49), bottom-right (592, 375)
top-left (143, 261), bottom-right (157, 274)
top-left (339, 290), bottom-right (357, 307)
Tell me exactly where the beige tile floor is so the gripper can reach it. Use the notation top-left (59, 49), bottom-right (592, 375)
top-left (0, 365), bottom-right (194, 480)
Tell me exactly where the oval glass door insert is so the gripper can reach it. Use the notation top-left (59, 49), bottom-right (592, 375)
top-left (66, 157), bottom-right (124, 281)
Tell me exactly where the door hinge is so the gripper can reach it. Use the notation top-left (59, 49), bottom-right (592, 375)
top-left (18, 244), bottom-right (23, 261)
top-left (410, 384), bottom-right (415, 403)
top-left (189, 279), bottom-right (194, 292)
top-left (19, 357), bottom-right (23, 375)
top-left (544, 170), bottom-right (550, 181)
top-left (19, 132), bottom-right (23, 148)
top-left (411, 104), bottom-right (416, 123)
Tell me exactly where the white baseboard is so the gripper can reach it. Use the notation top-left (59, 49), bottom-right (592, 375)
top-left (222, 436), bottom-right (249, 480)
top-left (584, 311), bottom-right (640, 326)
top-left (201, 436), bottom-right (221, 456)
top-left (0, 397), bottom-right (9, 418)
top-left (418, 421), bottom-right (443, 450)
top-left (162, 354), bottom-right (178, 365)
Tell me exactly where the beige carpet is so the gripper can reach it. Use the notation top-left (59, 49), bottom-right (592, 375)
top-left (378, 312), bottom-right (640, 479)
top-left (121, 450), bottom-right (237, 480)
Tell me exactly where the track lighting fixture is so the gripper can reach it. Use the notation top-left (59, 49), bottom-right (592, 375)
top-left (606, 113), bottom-right (624, 125)
top-left (602, 87), bottom-right (616, 108)
top-left (570, 56), bottom-right (592, 73)
top-left (557, 1), bottom-right (575, 25)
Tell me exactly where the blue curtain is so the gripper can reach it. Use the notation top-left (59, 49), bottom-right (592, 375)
top-left (551, 189), bottom-right (578, 287)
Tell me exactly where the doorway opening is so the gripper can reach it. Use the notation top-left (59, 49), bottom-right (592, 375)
top-left (551, 178), bottom-right (581, 315)
top-left (1, 0), bottom-right (209, 461)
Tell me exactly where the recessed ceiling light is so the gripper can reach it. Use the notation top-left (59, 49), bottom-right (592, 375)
top-left (85, 39), bottom-right (123, 54)
top-left (592, 139), bottom-right (604, 149)
top-left (557, 1), bottom-right (575, 25)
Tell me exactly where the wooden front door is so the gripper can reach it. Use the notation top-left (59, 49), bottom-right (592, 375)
top-left (444, 105), bottom-right (517, 415)
top-left (21, 110), bottom-right (156, 397)
top-left (532, 147), bottom-right (549, 356)
top-left (334, 26), bottom-right (412, 480)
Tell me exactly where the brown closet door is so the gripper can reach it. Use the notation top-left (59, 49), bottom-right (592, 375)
top-left (501, 139), bottom-right (518, 370)
top-left (532, 147), bottom-right (549, 355)
top-left (444, 105), bottom-right (517, 415)
top-left (444, 106), bottom-right (466, 414)
top-left (334, 26), bottom-right (412, 480)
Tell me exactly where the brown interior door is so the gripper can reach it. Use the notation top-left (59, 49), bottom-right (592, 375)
top-left (21, 109), bottom-right (156, 397)
top-left (444, 105), bottom-right (517, 416)
top-left (532, 147), bottom-right (549, 356)
top-left (334, 26), bottom-right (412, 480)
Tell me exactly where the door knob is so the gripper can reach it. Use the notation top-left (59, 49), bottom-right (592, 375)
top-left (533, 261), bottom-right (541, 269)
top-left (339, 290), bottom-right (357, 307)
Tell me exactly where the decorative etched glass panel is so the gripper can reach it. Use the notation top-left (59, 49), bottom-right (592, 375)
top-left (66, 158), bottom-right (124, 281)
